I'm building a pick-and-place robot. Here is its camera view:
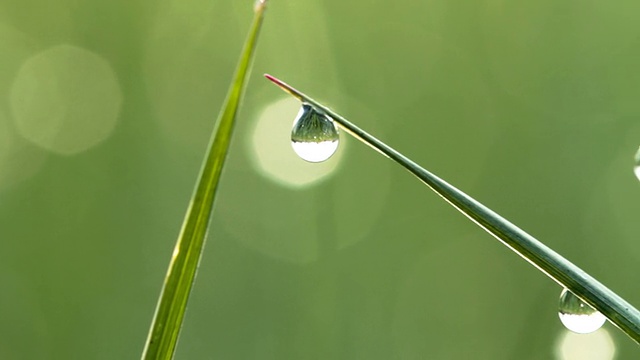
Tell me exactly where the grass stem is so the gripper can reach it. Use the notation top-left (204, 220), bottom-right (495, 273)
top-left (138, 4), bottom-right (268, 359)
top-left (265, 73), bottom-right (640, 345)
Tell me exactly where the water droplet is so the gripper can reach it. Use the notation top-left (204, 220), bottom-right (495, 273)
top-left (291, 103), bottom-right (339, 163)
top-left (634, 146), bottom-right (640, 182)
top-left (558, 288), bottom-right (606, 334)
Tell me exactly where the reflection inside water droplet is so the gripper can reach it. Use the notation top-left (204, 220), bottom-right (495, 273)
top-left (291, 103), bottom-right (339, 163)
top-left (558, 288), bottom-right (606, 334)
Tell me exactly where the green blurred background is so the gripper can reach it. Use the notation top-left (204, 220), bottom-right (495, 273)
top-left (1, 0), bottom-right (640, 358)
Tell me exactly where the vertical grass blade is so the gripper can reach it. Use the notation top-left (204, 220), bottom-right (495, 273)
top-left (264, 74), bottom-right (640, 345)
top-left (141, 3), bottom-right (268, 359)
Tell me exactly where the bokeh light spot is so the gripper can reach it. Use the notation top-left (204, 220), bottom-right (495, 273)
top-left (10, 44), bottom-right (122, 155)
top-left (555, 328), bottom-right (616, 360)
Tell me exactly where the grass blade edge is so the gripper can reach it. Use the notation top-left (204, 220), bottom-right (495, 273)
top-left (140, 5), bottom-right (268, 359)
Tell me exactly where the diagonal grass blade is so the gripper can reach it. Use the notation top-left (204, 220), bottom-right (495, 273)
top-left (264, 73), bottom-right (640, 345)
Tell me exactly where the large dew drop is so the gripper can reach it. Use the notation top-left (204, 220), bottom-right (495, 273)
top-left (558, 288), bottom-right (606, 334)
top-left (291, 103), bottom-right (339, 163)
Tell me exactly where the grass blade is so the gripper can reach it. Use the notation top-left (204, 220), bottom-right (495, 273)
top-left (264, 74), bottom-right (640, 344)
top-left (140, 3), bottom-right (268, 359)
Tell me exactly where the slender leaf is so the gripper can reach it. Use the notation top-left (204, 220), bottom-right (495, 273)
top-left (264, 74), bottom-right (640, 345)
top-left (140, 3), bottom-right (269, 359)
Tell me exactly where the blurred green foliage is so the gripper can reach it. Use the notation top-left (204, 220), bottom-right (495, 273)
top-left (0, 0), bottom-right (639, 359)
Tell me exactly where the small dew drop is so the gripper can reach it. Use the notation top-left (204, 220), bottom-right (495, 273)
top-left (634, 146), bottom-right (640, 182)
top-left (558, 288), bottom-right (607, 334)
top-left (291, 103), bottom-right (339, 163)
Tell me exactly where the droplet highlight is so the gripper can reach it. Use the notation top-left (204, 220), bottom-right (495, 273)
top-left (634, 146), bottom-right (640, 182)
top-left (558, 288), bottom-right (606, 334)
top-left (291, 103), bottom-right (339, 163)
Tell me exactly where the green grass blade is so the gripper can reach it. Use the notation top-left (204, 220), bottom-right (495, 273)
top-left (140, 4), bottom-right (268, 359)
top-left (264, 74), bottom-right (640, 344)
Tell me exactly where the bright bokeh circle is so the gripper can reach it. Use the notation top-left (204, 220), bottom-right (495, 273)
top-left (10, 44), bottom-right (122, 155)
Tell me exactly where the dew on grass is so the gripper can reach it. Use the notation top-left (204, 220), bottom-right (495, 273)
top-left (291, 103), bottom-right (339, 163)
top-left (558, 288), bottom-right (606, 334)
